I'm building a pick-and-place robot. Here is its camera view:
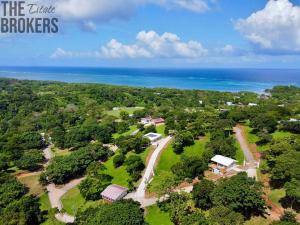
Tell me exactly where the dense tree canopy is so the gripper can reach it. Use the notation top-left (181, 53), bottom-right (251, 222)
top-left (75, 200), bottom-right (145, 225)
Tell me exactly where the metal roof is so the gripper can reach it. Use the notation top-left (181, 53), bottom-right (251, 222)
top-left (101, 184), bottom-right (128, 201)
top-left (211, 155), bottom-right (237, 167)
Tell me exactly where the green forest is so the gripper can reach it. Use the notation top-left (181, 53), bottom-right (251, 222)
top-left (0, 78), bottom-right (300, 225)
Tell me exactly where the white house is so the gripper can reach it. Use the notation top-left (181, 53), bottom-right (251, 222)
top-left (140, 117), bottom-right (152, 125)
top-left (144, 132), bottom-right (162, 143)
top-left (210, 155), bottom-right (237, 175)
top-left (226, 102), bottom-right (234, 106)
top-left (248, 103), bottom-right (258, 106)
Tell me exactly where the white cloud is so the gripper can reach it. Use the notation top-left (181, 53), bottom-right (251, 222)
top-left (50, 48), bottom-right (100, 58)
top-left (159, 0), bottom-right (210, 13)
top-left (49, 0), bottom-right (214, 23)
top-left (51, 30), bottom-right (208, 59)
top-left (235, 0), bottom-right (300, 53)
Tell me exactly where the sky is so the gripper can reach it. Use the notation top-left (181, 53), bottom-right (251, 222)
top-left (1, 0), bottom-right (300, 68)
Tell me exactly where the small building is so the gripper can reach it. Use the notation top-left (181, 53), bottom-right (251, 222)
top-left (101, 184), bottom-right (128, 202)
top-left (209, 155), bottom-right (237, 175)
top-left (226, 101), bottom-right (234, 106)
top-left (141, 117), bottom-right (152, 125)
top-left (151, 118), bottom-right (165, 125)
top-left (144, 132), bottom-right (162, 143)
top-left (248, 103), bottom-right (258, 106)
top-left (140, 117), bottom-right (164, 125)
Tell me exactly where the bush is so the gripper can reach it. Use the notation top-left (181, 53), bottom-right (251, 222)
top-left (113, 154), bottom-right (126, 168)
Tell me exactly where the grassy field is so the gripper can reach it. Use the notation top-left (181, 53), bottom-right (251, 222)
top-left (103, 154), bottom-right (130, 188)
top-left (149, 137), bottom-right (208, 192)
top-left (268, 188), bottom-right (286, 207)
top-left (61, 187), bottom-right (85, 215)
top-left (51, 147), bottom-right (71, 157)
top-left (61, 187), bottom-right (103, 216)
top-left (235, 140), bottom-right (245, 165)
top-left (18, 173), bottom-right (44, 196)
top-left (156, 124), bottom-right (166, 137)
top-left (113, 125), bottom-right (138, 139)
top-left (39, 193), bottom-right (64, 225)
top-left (272, 130), bottom-right (293, 139)
top-left (103, 146), bottom-right (153, 187)
top-left (244, 126), bottom-right (293, 152)
top-left (145, 205), bottom-right (173, 225)
top-left (105, 107), bottom-right (144, 117)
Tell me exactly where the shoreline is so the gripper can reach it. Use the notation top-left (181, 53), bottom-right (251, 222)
top-left (0, 76), bottom-right (273, 94)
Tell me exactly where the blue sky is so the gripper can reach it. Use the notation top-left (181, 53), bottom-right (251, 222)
top-left (1, 0), bottom-right (300, 68)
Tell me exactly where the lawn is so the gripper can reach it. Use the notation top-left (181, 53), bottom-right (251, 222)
top-left (268, 188), bottom-right (286, 207)
top-left (156, 124), bottom-right (166, 137)
top-left (61, 187), bottom-right (104, 216)
top-left (103, 155), bottom-right (130, 188)
top-left (145, 205), bottom-right (173, 225)
top-left (113, 125), bottom-right (138, 139)
top-left (18, 173), bottom-right (44, 196)
top-left (39, 193), bottom-right (64, 225)
top-left (61, 187), bottom-right (86, 215)
top-left (183, 136), bottom-right (208, 158)
top-left (104, 145), bottom-right (154, 188)
top-left (235, 140), bottom-right (245, 165)
top-left (51, 147), bottom-right (71, 157)
top-left (272, 130), bottom-right (293, 139)
top-left (244, 126), bottom-right (259, 144)
top-left (105, 107), bottom-right (144, 118)
top-left (149, 137), bottom-right (208, 193)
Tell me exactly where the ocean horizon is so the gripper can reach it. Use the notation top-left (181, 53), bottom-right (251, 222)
top-left (0, 66), bottom-right (300, 93)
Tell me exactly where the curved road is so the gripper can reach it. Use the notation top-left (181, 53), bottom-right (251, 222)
top-left (42, 145), bottom-right (82, 223)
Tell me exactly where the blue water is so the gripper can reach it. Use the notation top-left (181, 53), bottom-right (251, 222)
top-left (0, 67), bottom-right (300, 93)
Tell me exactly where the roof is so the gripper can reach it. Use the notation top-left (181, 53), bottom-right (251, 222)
top-left (211, 155), bottom-right (237, 167)
top-left (151, 118), bottom-right (165, 123)
top-left (144, 132), bottom-right (162, 141)
top-left (101, 184), bottom-right (128, 200)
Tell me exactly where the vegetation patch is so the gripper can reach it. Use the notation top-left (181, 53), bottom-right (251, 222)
top-left (145, 205), bottom-right (173, 225)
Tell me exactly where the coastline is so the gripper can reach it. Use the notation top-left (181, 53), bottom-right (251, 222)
top-left (0, 67), bottom-right (300, 93)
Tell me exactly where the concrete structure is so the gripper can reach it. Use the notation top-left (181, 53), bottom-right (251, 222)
top-left (144, 132), bottom-right (162, 143)
top-left (151, 118), bottom-right (165, 125)
top-left (101, 184), bottom-right (128, 202)
top-left (248, 103), bottom-right (258, 106)
top-left (209, 155), bottom-right (237, 175)
top-left (140, 117), bottom-right (165, 125)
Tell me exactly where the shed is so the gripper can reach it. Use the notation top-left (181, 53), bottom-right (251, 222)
top-left (211, 155), bottom-right (237, 168)
top-left (101, 184), bottom-right (128, 202)
top-left (144, 132), bottom-right (162, 143)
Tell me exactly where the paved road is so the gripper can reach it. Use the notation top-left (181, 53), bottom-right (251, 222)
top-left (135, 136), bottom-right (172, 198)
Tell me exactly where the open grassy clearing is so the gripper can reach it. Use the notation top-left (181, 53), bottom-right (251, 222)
top-left (235, 140), bottom-right (245, 165)
top-left (104, 145), bottom-right (154, 188)
top-left (244, 217), bottom-right (269, 225)
top-left (113, 125), bottom-right (138, 139)
top-left (145, 205), bottom-right (173, 225)
top-left (268, 188), bottom-right (286, 208)
top-left (149, 137), bottom-right (208, 193)
top-left (61, 187), bottom-right (104, 216)
top-left (18, 173), bottom-right (44, 196)
top-left (244, 126), bottom-right (293, 152)
top-left (39, 193), bottom-right (64, 225)
top-left (105, 107), bottom-right (144, 117)
top-left (51, 147), bottom-right (71, 157)
top-left (156, 124), bottom-right (166, 137)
